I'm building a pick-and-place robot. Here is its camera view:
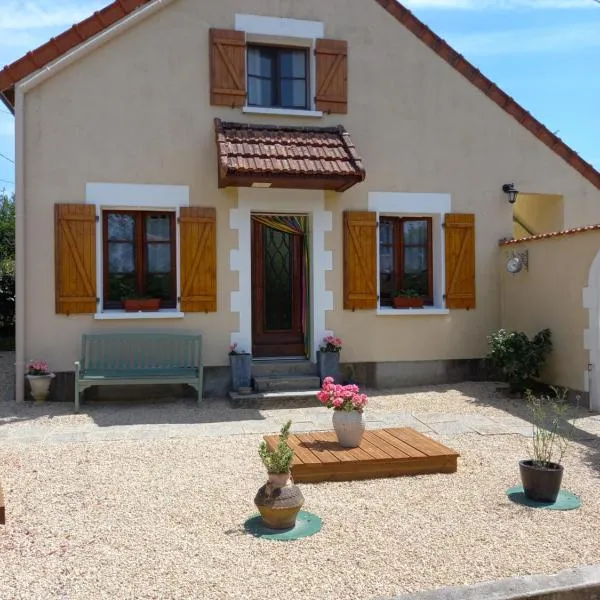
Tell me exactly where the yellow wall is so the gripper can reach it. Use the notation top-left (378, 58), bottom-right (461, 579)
top-left (499, 232), bottom-right (600, 391)
top-left (21, 0), bottom-right (600, 371)
top-left (513, 194), bottom-right (564, 238)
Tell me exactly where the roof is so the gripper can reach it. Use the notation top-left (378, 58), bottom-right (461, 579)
top-left (500, 224), bottom-right (600, 246)
top-left (0, 0), bottom-right (598, 191)
top-left (214, 119), bottom-right (366, 191)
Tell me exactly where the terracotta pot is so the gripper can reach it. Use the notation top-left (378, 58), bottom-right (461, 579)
top-left (254, 475), bottom-right (304, 530)
top-left (26, 373), bottom-right (55, 403)
top-left (393, 296), bottom-right (424, 309)
top-left (519, 459), bottom-right (564, 503)
top-left (124, 298), bottom-right (161, 312)
top-left (332, 410), bottom-right (365, 448)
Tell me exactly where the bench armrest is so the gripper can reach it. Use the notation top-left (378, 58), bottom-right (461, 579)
top-left (74, 361), bottom-right (81, 377)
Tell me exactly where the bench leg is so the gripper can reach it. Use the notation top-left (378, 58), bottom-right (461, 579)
top-left (74, 383), bottom-right (81, 413)
top-left (196, 373), bottom-right (203, 407)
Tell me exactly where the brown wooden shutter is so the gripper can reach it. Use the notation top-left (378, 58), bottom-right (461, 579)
top-left (343, 211), bottom-right (377, 310)
top-left (444, 214), bottom-right (476, 310)
top-left (210, 28), bottom-right (246, 107)
top-left (315, 39), bottom-right (348, 114)
top-left (55, 203), bottom-right (97, 315)
top-left (180, 207), bottom-right (217, 313)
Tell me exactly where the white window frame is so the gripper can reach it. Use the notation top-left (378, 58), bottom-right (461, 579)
top-left (235, 14), bottom-right (324, 118)
top-left (368, 192), bottom-right (452, 316)
top-left (85, 183), bottom-right (189, 320)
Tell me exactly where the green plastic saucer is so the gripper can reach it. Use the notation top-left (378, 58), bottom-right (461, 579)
top-left (244, 510), bottom-right (322, 541)
top-left (506, 486), bottom-right (581, 510)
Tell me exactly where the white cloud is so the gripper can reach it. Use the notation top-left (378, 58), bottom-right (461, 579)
top-left (0, 1), bottom-right (107, 30)
top-left (446, 22), bottom-right (600, 55)
top-left (402, 0), bottom-right (597, 9)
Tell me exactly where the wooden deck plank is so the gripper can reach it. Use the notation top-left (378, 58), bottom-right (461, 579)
top-left (374, 429), bottom-right (428, 458)
top-left (387, 428), bottom-right (459, 457)
top-left (262, 428), bottom-right (459, 484)
top-left (362, 431), bottom-right (410, 459)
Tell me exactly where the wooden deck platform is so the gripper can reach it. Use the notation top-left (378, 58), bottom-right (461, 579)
top-left (263, 428), bottom-right (459, 483)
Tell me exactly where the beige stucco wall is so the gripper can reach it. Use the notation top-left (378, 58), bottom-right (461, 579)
top-left (499, 233), bottom-right (600, 392)
top-left (21, 0), bottom-right (600, 372)
top-left (513, 194), bottom-right (564, 237)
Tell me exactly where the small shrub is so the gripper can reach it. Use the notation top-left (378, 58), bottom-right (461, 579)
top-left (487, 328), bottom-right (552, 394)
top-left (526, 387), bottom-right (577, 467)
top-left (258, 420), bottom-right (294, 474)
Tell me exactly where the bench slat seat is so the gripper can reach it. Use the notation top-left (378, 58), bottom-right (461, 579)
top-left (74, 333), bottom-right (203, 412)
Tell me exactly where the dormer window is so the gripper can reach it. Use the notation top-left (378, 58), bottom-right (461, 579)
top-left (247, 46), bottom-right (309, 110)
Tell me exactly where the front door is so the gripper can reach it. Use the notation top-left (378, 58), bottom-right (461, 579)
top-left (251, 217), bottom-right (305, 358)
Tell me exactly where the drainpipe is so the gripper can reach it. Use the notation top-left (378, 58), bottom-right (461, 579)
top-left (14, 85), bottom-right (24, 402)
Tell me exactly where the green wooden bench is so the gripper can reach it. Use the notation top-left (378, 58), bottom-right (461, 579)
top-left (74, 333), bottom-right (203, 413)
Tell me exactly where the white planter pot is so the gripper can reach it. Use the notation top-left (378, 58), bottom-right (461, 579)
top-left (26, 374), bottom-right (55, 402)
top-left (332, 410), bottom-right (366, 448)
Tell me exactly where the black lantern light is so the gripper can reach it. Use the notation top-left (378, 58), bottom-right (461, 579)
top-left (502, 183), bottom-right (519, 204)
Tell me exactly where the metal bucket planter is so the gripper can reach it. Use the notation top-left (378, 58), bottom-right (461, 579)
top-left (230, 353), bottom-right (252, 392)
top-left (519, 459), bottom-right (564, 503)
top-left (317, 351), bottom-right (340, 384)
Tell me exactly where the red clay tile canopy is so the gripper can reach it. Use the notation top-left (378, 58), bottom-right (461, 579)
top-left (0, 0), bottom-right (598, 192)
top-left (214, 119), bottom-right (366, 192)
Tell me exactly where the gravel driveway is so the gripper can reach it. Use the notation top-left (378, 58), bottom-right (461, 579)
top-left (1, 382), bottom-right (599, 600)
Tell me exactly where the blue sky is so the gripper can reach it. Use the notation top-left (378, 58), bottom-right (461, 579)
top-left (0, 0), bottom-right (599, 194)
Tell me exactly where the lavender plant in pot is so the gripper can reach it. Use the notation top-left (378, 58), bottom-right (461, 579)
top-left (519, 387), bottom-right (576, 503)
top-left (255, 420), bottom-right (304, 529)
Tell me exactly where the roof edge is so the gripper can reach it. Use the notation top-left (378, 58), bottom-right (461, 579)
top-left (499, 224), bottom-right (600, 246)
top-left (374, 0), bottom-right (600, 191)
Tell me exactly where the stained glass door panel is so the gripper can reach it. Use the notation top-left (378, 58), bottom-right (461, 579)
top-left (252, 219), bottom-right (305, 357)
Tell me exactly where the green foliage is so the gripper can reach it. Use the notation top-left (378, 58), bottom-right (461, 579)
top-left (487, 328), bottom-right (552, 394)
top-left (0, 191), bottom-right (15, 333)
top-left (394, 288), bottom-right (421, 298)
top-left (258, 420), bottom-right (294, 474)
top-left (526, 387), bottom-right (577, 467)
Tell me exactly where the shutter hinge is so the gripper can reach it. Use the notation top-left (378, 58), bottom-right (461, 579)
top-left (177, 217), bottom-right (181, 224)
top-left (177, 296), bottom-right (181, 303)
top-left (442, 294), bottom-right (446, 300)
top-left (95, 215), bottom-right (100, 223)
top-left (96, 297), bottom-right (100, 303)
top-left (442, 221), bottom-right (446, 229)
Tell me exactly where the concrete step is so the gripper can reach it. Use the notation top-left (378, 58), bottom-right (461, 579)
top-left (229, 389), bottom-right (320, 409)
top-left (252, 359), bottom-right (318, 378)
top-left (254, 375), bottom-right (321, 393)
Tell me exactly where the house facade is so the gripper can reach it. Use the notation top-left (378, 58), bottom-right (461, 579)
top-left (2, 0), bottom-right (600, 401)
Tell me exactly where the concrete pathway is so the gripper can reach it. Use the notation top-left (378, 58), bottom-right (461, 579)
top-left (0, 398), bottom-right (540, 446)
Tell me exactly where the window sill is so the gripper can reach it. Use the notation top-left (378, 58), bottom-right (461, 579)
top-left (376, 307), bottom-right (450, 316)
top-left (242, 106), bottom-right (323, 118)
top-left (93, 310), bottom-right (185, 320)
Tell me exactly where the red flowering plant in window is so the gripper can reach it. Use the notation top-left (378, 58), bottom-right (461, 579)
top-left (317, 377), bottom-right (368, 412)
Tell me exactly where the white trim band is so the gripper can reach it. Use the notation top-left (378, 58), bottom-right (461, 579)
top-left (235, 14), bottom-right (324, 39)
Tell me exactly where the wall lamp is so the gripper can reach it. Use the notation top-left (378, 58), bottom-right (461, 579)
top-left (502, 183), bottom-right (519, 204)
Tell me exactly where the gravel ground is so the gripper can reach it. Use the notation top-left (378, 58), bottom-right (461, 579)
top-left (1, 382), bottom-right (599, 599)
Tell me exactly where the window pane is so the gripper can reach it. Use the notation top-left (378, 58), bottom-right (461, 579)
top-left (147, 273), bottom-right (172, 300)
top-left (147, 244), bottom-right (171, 273)
top-left (248, 76), bottom-right (274, 107)
top-left (280, 50), bottom-right (306, 78)
top-left (108, 243), bottom-right (134, 273)
top-left (403, 220), bottom-right (428, 245)
top-left (146, 214), bottom-right (170, 241)
top-left (108, 274), bottom-right (136, 302)
top-left (107, 213), bottom-right (134, 241)
top-left (379, 221), bottom-right (395, 303)
top-left (402, 247), bottom-right (429, 296)
top-left (281, 79), bottom-right (307, 108)
top-left (264, 229), bottom-right (292, 331)
top-left (248, 47), bottom-right (273, 77)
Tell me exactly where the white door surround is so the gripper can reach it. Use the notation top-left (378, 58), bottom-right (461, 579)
top-left (229, 189), bottom-right (333, 361)
top-left (584, 249), bottom-right (600, 411)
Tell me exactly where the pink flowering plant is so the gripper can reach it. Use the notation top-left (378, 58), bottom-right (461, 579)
top-left (27, 360), bottom-right (51, 376)
top-left (317, 377), bottom-right (368, 412)
top-left (228, 343), bottom-right (249, 356)
top-left (319, 335), bottom-right (342, 353)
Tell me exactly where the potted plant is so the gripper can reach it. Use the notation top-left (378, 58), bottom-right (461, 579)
top-left (255, 421), bottom-right (304, 529)
top-left (519, 387), bottom-right (576, 503)
top-left (317, 377), bottom-right (368, 448)
top-left (25, 359), bottom-right (55, 403)
top-left (393, 289), bottom-right (424, 309)
top-left (317, 334), bottom-right (342, 384)
top-left (122, 293), bottom-right (161, 313)
top-left (229, 343), bottom-right (252, 393)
